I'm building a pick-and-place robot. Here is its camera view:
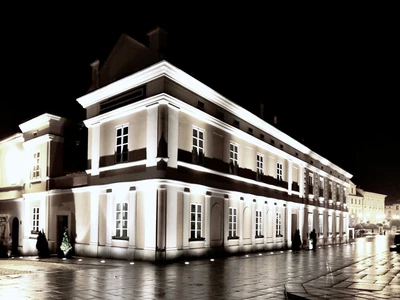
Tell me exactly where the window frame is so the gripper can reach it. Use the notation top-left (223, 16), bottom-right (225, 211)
top-left (113, 201), bottom-right (129, 239)
top-left (277, 162), bottom-right (283, 181)
top-left (32, 151), bottom-right (40, 180)
top-left (255, 210), bottom-right (263, 238)
top-left (190, 203), bottom-right (203, 241)
top-left (228, 207), bottom-right (238, 239)
top-left (32, 207), bottom-right (40, 234)
top-left (192, 126), bottom-right (205, 155)
top-left (229, 142), bottom-right (239, 166)
top-left (256, 153), bottom-right (264, 175)
top-left (115, 124), bottom-right (129, 163)
top-left (276, 212), bottom-right (282, 237)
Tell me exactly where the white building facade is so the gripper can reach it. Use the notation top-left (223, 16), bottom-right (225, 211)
top-left (0, 29), bottom-right (352, 262)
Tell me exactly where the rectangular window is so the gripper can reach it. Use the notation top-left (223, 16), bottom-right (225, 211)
top-left (308, 173), bottom-right (314, 194)
top-left (115, 202), bottom-right (128, 238)
top-left (229, 142), bottom-right (239, 165)
top-left (256, 153), bottom-right (264, 174)
top-left (308, 212), bottom-right (313, 234)
top-left (276, 212), bottom-right (282, 237)
top-left (191, 203), bottom-right (202, 239)
top-left (256, 210), bottom-right (262, 237)
top-left (336, 216), bottom-right (340, 234)
top-left (192, 127), bottom-right (204, 155)
top-left (115, 124), bottom-right (129, 163)
top-left (32, 151), bottom-right (40, 179)
top-left (328, 215), bottom-right (332, 234)
top-left (277, 162), bottom-right (283, 181)
top-left (32, 207), bottom-right (39, 233)
top-left (229, 207), bottom-right (237, 237)
top-left (319, 214), bottom-right (323, 235)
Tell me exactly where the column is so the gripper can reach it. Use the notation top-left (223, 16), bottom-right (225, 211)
top-left (167, 103), bottom-right (179, 168)
top-left (91, 123), bottom-right (100, 175)
top-left (182, 189), bottom-right (190, 249)
top-left (251, 199), bottom-right (256, 245)
top-left (287, 160), bottom-right (293, 195)
top-left (299, 166), bottom-right (305, 197)
top-left (128, 188), bottom-right (136, 249)
top-left (106, 191), bottom-right (113, 247)
top-left (146, 103), bottom-right (159, 167)
top-left (238, 197), bottom-right (244, 246)
top-left (90, 190), bottom-right (99, 246)
top-left (204, 192), bottom-right (211, 248)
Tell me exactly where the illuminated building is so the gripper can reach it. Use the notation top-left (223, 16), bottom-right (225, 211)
top-left (0, 28), bottom-right (351, 261)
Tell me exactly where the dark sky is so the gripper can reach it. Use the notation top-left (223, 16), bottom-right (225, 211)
top-left (1, 6), bottom-right (399, 202)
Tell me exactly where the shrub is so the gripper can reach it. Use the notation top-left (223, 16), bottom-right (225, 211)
top-left (36, 230), bottom-right (50, 258)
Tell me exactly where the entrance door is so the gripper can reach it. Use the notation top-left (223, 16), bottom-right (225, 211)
top-left (12, 217), bottom-right (19, 255)
top-left (57, 215), bottom-right (69, 257)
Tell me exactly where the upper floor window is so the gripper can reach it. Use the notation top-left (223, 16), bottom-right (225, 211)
top-left (192, 127), bottom-right (204, 155)
top-left (115, 124), bottom-right (129, 163)
top-left (32, 207), bottom-right (39, 233)
top-left (256, 153), bottom-right (264, 174)
top-left (115, 202), bottom-right (128, 238)
top-left (256, 210), bottom-right (262, 237)
top-left (308, 173), bottom-right (314, 193)
top-left (229, 207), bottom-right (237, 238)
top-left (277, 162), bottom-right (283, 181)
top-left (32, 151), bottom-right (40, 179)
top-left (276, 212), bottom-right (282, 237)
top-left (190, 203), bottom-right (202, 239)
top-left (229, 142), bottom-right (239, 166)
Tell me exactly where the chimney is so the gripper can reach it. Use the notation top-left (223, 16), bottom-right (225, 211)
top-left (147, 27), bottom-right (168, 62)
top-left (259, 103), bottom-right (264, 119)
top-left (274, 116), bottom-right (278, 125)
top-left (90, 59), bottom-right (100, 89)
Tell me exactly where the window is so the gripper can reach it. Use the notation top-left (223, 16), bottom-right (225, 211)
top-left (192, 127), bottom-right (204, 155)
top-left (308, 212), bottom-right (313, 234)
top-left (308, 173), bottom-right (314, 194)
top-left (229, 207), bottom-right (237, 237)
top-left (191, 203), bottom-right (202, 239)
top-left (319, 177), bottom-right (324, 194)
top-left (328, 215), bottom-right (332, 234)
top-left (32, 151), bottom-right (40, 179)
top-left (229, 142), bottom-right (239, 165)
top-left (256, 210), bottom-right (262, 237)
top-left (319, 214), bottom-right (323, 235)
top-left (115, 202), bottom-right (128, 238)
top-left (115, 124), bottom-right (129, 163)
top-left (256, 153), bottom-right (264, 174)
top-left (276, 212), bottom-right (282, 237)
top-left (32, 207), bottom-right (39, 233)
top-left (277, 162), bottom-right (283, 181)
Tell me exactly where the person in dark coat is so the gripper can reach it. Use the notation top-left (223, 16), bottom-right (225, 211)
top-left (310, 228), bottom-right (317, 250)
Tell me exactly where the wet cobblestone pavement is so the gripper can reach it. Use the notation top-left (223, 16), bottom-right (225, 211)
top-left (0, 235), bottom-right (399, 299)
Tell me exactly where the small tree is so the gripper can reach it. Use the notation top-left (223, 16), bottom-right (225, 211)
top-left (60, 228), bottom-right (72, 256)
top-left (36, 230), bottom-right (50, 258)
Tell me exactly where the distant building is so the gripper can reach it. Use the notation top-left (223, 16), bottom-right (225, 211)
top-left (347, 180), bottom-right (386, 226)
top-left (0, 28), bottom-right (352, 262)
top-left (385, 200), bottom-right (400, 223)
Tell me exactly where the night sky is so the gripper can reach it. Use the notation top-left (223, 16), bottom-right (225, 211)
top-left (1, 7), bottom-right (399, 202)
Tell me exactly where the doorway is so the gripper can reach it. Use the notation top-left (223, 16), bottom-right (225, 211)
top-left (12, 217), bottom-right (19, 255)
top-left (57, 215), bottom-right (69, 257)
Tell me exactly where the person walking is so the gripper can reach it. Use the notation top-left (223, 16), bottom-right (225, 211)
top-left (310, 228), bottom-right (317, 250)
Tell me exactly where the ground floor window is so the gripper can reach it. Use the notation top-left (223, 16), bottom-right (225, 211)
top-left (32, 207), bottom-right (39, 233)
top-left (115, 202), bottom-right (128, 238)
top-left (276, 212), bottom-right (282, 237)
top-left (191, 203), bottom-right (202, 239)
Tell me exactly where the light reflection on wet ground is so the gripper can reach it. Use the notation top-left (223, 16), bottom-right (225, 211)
top-left (0, 234), bottom-right (399, 299)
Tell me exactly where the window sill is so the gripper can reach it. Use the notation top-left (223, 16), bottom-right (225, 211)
top-left (189, 237), bottom-right (205, 242)
top-left (31, 230), bottom-right (39, 235)
top-left (255, 235), bottom-right (264, 239)
top-left (276, 235), bottom-right (283, 238)
top-left (112, 236), bottom-right (129, 241)
top-left (30, 179), bottom-right (41, 184)
top-left (227, 236), bottom-right (240, 240)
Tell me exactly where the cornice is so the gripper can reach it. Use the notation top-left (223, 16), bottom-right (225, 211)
top-left (23, 134), bottom-right (64, 148)
top-left (0, 133), bottom-right (24, 149)
top-left (19, 113), bottom-right (64, 133)
top-left (77, 60), bottom-right (352, 179)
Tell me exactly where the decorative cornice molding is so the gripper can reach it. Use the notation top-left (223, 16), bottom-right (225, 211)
top-left (19, 113), bottom-right (64, 133)
top-left (23, 134), bottom-right (64, 148)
